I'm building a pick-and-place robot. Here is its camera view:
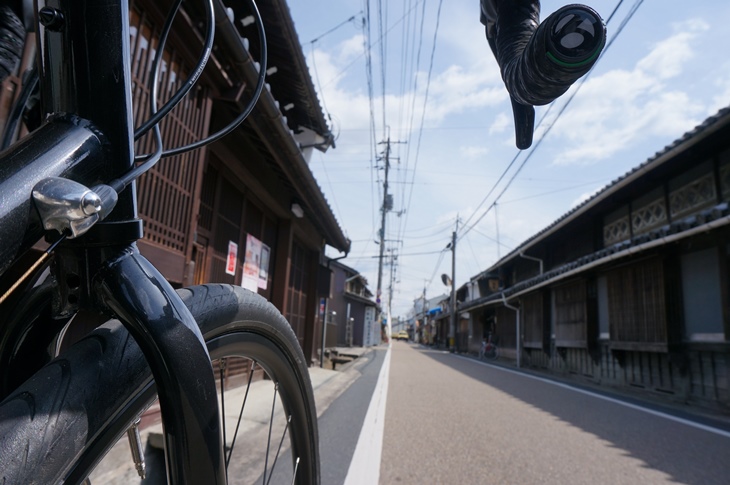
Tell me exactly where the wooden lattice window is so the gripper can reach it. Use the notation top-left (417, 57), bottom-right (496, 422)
top-left (669, 172), bottom-right (716, 220)
top-left (631, 197), bottom-right (667, 235)
top-left (129, 5), bottom-right (212, 255)
top-left (286, 240), bottom-right (310, 347)
top-left (494, 305), bottom-right (515, 349)
top-left (554, 280), bottom-right (588, 347)
top-left (606, 258), bottom-right (668, 350)
top-left (604, 216), bottom-right (630, 246)
top-left (521, 292), bottom-right (544, 349)
top-left (212, 178), bottom-right (244, 283)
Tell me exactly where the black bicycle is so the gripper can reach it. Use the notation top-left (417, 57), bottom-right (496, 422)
top-left (0, 1), bottom-right (318, 484)
top-left (0, 1), bottom-right (604, 484)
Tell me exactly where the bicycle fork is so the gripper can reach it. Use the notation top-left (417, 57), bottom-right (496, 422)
top-left (51, 240), bottom-right (227, 484)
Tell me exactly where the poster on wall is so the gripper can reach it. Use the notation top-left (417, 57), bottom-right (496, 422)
top-left (258, 243), bottom-right (270, 290)
top-left (242, 234), bottom-right (261, 292)
top-left (225, 241), bottom-right (238, 276)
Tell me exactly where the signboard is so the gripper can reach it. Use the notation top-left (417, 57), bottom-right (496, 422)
top-left (242, 234), bottom-right (271, 292)
top-left (242, 234), bottom-right (261, 291)
top-left (364, 306), bottom-right (376, 346)
top-left (258, 244), bottom-right (270, 289)
top-left (225, 241), bottom-right (238, 276)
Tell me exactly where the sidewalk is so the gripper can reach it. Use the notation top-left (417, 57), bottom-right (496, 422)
top-left (88, 347), bottom-right (375, 484)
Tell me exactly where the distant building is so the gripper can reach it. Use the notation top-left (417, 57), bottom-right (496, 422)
top-left (326, 260), bottom-right (379, 348)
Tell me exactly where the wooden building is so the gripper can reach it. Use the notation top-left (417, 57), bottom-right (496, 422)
top-left (0, 0), bottom-right (350, 365)
top-left (458, 108), bottom-right (730, 411)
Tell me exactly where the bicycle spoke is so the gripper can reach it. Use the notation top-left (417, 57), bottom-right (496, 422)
top-left (265, 415), bottom-right (291, 485)
top-left (263, 382), bottom-right (279, 485)
top-left (290, 457), bottom-right (300, 485)
top-left (226, 360), bottom-right (257, 468)
top-left (219, 359), bottom-right (227, 450)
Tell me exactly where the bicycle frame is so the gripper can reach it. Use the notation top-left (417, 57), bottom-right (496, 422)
top-left (0, 1), bottom-right (226, 483)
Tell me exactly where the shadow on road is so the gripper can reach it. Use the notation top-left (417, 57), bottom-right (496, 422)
top-left (417, 346), bottom-right (730, 485)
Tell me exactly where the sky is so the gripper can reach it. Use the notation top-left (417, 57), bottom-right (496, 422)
top-left (285, 0), bottom-right (730, 318)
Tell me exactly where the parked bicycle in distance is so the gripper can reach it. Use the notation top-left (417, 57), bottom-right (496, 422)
top-left (479, 333), bottom-right (499, 361)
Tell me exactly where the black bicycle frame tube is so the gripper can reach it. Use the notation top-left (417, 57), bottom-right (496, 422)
top-left (32, 1), bottom-right (227, 482)
top-left (94, 245), bottom-right (226, 484)
top-left (0, 119), bottom-right (103, 277)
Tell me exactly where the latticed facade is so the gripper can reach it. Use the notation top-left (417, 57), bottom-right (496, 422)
top-left (0, 0), bottom-right (350, 365)
top-left (459, 108), bottom-right (730, 411)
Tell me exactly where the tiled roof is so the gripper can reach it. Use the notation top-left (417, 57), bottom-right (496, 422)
top-left (474, 107), bottom-right (730, 281)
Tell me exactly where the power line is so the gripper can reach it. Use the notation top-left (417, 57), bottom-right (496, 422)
top-left (363, 0), bottom-right (379, 246)
top-left (399, 0), bottom-right (445, 254)
top-left (394, 0), bottom-right (427, 259)
top-left (323, 0), bottom-right (425, 89)
top-left (307, 12), bottom-right (361, 44)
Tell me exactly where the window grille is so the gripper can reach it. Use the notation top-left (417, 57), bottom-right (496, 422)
top-left (286, 240), bottom-right (310, 347)
top-left (606, 258), bottom-right (667, 348)
top-left (669, 173), bottom-right (716, 219)
top-left (521, 292), bottom-right (544, 349)
top-left (554, 280), bottom-right (587, 347)
top-left (604, 215), bottom-right (630, 246)
top-left (130, 6), bottom-right (212, 254)
top-left (631, 198), bottom-right (667, 235)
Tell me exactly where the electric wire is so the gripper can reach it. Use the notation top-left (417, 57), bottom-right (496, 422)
top-left (310, 44), bottom-right (332, 126)
top-left (110, 0), bottom-right (182, 192)
top-left (134, 0), bottom-right (213, 141)
top-left (322, 0), bottom-right (425, 89)
top-left (398, 0), bottom-right (445, 250)
top-left (133, 0), bottom-right (267, 161)
top-left (377, 0), bottom-right (387, 138)
top-left (307, 13), bottom-right (360, 44)
top-left (363, 0), bottom-right (380, 247)
top-left (396, 0), bottom-right (428, 241)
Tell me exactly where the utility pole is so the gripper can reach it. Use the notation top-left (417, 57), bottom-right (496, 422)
top-left (449, 217), bottom-right (459, 352)
top-left (375, 138), bottom-right (391, 312)
top-left (376, 135), bottom-right (405, 338)
top-left (387, 251), bottom-right (397, 318)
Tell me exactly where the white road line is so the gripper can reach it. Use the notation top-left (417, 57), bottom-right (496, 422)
top-left (343, 347), bottom-right (391, 485)
top-left (456, 354), bottom-right (730, 439)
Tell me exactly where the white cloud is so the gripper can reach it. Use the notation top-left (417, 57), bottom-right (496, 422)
top-left (710, 70), bottom-right (730, 114)
top-left (489, 112), bottom-right (510, 135)
top-left (335, 34), bottom-right (365, 63)
top-left (548, 20), bottom-right (709, 165)
top-left (570, 188), bottom-right (603, 209)
top-left (460, 146), bottom-right (489, 159)
top-left (637, 20), bottom-right (708, 80)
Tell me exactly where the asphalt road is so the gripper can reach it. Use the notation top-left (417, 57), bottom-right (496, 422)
top-left (379, 342), bottom-right (730, 485)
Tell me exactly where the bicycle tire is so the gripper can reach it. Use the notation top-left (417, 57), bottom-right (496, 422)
top-left (0, 284), bottom-right (320, 485)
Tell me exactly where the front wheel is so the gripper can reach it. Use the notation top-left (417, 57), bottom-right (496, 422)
top-left (0, 284), bottom-right (319, 485)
